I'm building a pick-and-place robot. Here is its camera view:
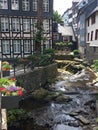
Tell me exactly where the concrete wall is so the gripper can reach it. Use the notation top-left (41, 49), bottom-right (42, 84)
top-left (15, 63), bottom-right (57, 91)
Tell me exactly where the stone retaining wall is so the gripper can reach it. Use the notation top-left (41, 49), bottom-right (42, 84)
top-left (15, 63), bottom-right (57, 91)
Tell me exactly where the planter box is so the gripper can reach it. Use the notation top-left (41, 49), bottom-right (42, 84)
top-left (1, 96), bottom-right (21, 109)
top-left (2, 70), bottom-right (10, 77)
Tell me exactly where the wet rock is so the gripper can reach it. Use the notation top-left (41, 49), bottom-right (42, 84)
top-left (32, 88), bottom-right (49, 101)
top-left (69, 111), bottom-right (79, 116)
top-left (68, 120), bottom-right (79, 127)
top-left (55, 95), bottom-right (72, 103)
top-left (75, 115), bottom-right (90, 125)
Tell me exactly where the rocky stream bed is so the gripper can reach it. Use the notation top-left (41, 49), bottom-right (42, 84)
top-left (18, 67), bottom-right (98, 130)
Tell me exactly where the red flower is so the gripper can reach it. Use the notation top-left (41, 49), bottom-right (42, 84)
top-left (0, 87), bottom-right (6, 92)
top-left (18, 90), bottom-right (23, 96)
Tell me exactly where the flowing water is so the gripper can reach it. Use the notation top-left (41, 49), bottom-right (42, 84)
top-left (23, 69), bottom-right (97, 130)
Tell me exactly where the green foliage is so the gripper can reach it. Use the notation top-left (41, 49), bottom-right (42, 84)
top-left (43, 48), bottom-right (55, 54)
top-left (0, 78), bottom-right (10, 86)
top-left (7, 109), bottom-right (33, 126)
top-left (93, 60), bottom-right (98, 72)
top-left (67, 42), bottom-right (73, 46)
top-left (53, 11), bottom-right (62, 23)
top-left (73, 50), bottom-right (80, 56)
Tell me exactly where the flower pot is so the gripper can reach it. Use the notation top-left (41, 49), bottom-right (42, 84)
top-left (1, 96), bottom-right (21, 109)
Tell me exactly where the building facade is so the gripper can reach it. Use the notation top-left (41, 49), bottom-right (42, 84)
top-left (0, 0), bottom-right (53, 60)
top-left (86, 6), bottom-right (98, 62)
top-left (78, 0), bottom-right (97, 58)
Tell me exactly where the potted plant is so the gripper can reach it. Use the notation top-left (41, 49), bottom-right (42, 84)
top-left (0, 77), bottom-right (25, 109)
top-left (2, 61), bottom-right (12, 77)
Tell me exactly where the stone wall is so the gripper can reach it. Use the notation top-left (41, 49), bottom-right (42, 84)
top-left (15, 63), bottom-right (57, 91)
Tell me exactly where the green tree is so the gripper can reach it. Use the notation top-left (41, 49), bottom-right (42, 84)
top-left (34, 0), bottom-right (43, 54)
top-left (53, 11), bottom-right (62, 23)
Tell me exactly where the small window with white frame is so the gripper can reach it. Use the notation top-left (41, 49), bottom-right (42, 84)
top-left (0, 0), bottom-right (8, 9)
top-left (43, 19), bottom-right (49, 33)
top-left (22, 0), bottom-right (30, 11)
top-left (12, 18), bottom-right (20, 32)
top-left (11, 0), bottom-right (19, 10)
top-left (13, 40), bottom-right (20, 53)
top-left (2, 40), bottom-right (10, 54)
top-left (43, 0), bottom-right (49, 12)
top-left (1, 17), bottom-right (9, 32)
top-left (32, 0), bottom-right (37, 11)
top-left (24, 40), bottom-right (31, 53)
top-left (23, 19), bottom-right (30, 32)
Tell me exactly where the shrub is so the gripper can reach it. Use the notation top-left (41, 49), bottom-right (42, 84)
top-left (73, 50), bottom-right (80, 56)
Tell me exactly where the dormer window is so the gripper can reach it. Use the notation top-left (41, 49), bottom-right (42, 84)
top-left (11, 0), bottom-right (19, 10)
top-left (22, 0), bottom-right (30, 11)
top-left (43, 0), bottom-right (49, 12)
top-left (0, 0), bottom-right (8, 9)
top-left (32, 0), bottom-right (38, 11)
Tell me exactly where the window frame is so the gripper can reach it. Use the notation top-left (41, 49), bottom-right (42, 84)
top-left (32, 0), bottom-right (38, 12)
top-left (0, 0), bottom-right (8, 9)
top-left (24, 40), bottom-right (31, 53)
top-left (23, 18), bottom-right (30, 32)
top-left (43, 0), bottom-right (49, 12)
top-left (13, 40), bottom-right (21, 54)
top-left (1, 17), bottom-right (9, 32)
top-left (22, 0), bottom-right (30, 11)
top-left (12, 18), bottom-right (20, 32)
top-left (11, 0), bottom-right (19, 10)
top-left (2, 40), bottom-right (10, 54)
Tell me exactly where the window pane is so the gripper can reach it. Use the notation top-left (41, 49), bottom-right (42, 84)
top-left (24, 40), bottom-right (31, 53)
top-left (0, 0), bottom-right (8, 9)
top-left (11, 0), bottom-right (19, 10)
top-left (23, 19), bottom-right (30, 32)
top-left (32, 19), bottom-right (37, 33)
top-left (32, 0), bottom-right (37, 11)
top-left (2, 40), bottom-right (10, 54)
top-left (22, 0), bottom-right (30, 11)
top-left (13, 40), bottom-right (20, 53)
top-left (12, 18), bottom-right (20, 32)
top-left (1, 17), bottom-right (9, 32)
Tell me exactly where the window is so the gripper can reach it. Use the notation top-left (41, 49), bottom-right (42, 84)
top-left (12, 18), bottom-right (20, 32)
top-left (53, 34), bottom-right (59, 40)
top-left (11, 0), bottom-right (19, 10)
top-left (0, 0), bottom-right (8, 9)
top-left (43, 19), bottom-right (49, 33)
top-left (1, 17), bottom-right (9, 32)
top-left (91, 13), bottom-right (96, 24)
top-left (32, 0), bottom-right (37, 11)
top-left (13, 40), bottom-right (20, 53)
top-left (91, 31), bottom-right (93, 41)
top-left (2, 40), bottom-right (10, 54)
top-left (22, 0), bottom-right (30, 11)
top-left (87, 33), bottom-right (90, 41)
top-left (23, 19), bottom-right (30, 32)
top-left (43, 0), bottom-right (49, 12)
top-left (24, 40), bottom-right (31, 53)
top-left (95, 29), bottom-right (98, 40)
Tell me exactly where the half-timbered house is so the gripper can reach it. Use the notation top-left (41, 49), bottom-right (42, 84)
top-left (0, 0), bottom-right (53, 60)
